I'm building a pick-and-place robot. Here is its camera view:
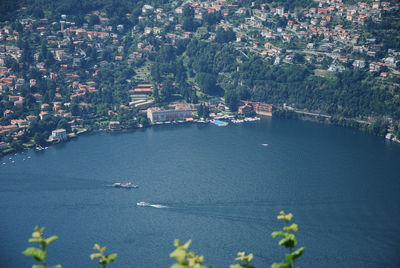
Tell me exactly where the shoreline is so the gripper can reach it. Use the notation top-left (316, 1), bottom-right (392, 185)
top-left (1, 113), bottom-right (399, 159)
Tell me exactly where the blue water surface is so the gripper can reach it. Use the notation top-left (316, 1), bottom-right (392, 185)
top-left (1, 118), bottom-right (400, 267)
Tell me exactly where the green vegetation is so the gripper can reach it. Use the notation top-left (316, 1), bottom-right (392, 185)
top-left (271, 211), bottom-right (305, 268)
top-left (22, 226), bottom-right (62, 268)
top-left (2, 0), bottom-right (400, 158)
top-left (90, 244), bottom-right (118, 268)
top-left (23, 212), bottom-right (303, 267)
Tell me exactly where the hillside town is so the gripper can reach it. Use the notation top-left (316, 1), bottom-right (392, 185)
top-left (1, 0), bottom-right (400, 155)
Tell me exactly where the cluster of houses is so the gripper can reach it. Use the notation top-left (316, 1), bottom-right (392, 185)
top-left (0, 0), bottom-right (399, 152)
top-left (133, 0), bottom-right (399, 76)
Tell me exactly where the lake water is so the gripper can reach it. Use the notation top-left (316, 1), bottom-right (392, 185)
top-left (1, 118), bottom-right (400, 267)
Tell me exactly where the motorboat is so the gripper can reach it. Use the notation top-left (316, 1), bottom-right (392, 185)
top-left (137, 202), bottom-right (151, 206)
top-left (113, 182), bottom-right (139, 189)
top-left (136, 202), bottom-right (167, 208)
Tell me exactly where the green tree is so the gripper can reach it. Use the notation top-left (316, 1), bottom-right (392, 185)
top-left (89, 14), bottom-right (100, 26)
top-left (196, 73), bottom-right (218, 95)
top-left (225, 90), bottom-right (239, 112)
top-left (57, 118), bottom-right (72, 133)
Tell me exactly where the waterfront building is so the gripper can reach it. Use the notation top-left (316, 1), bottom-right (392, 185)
top-left (238, 103), bottom-right (254, 115)
top-left (50, 129), bottom-right (68, 142)
top-left (238, 101), bottom-right (274, 116)
top-left (0, 141), bottom-right (9, 150)
top-left (109, 121), bottom-right (121, 130)
top-left (147, 105), bottom-right (193, 123)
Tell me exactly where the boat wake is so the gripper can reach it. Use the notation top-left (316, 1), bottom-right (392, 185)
top-left (150, 204), bottom-right (168, 209)
top-left (137, 202), bottom-right (168, 208)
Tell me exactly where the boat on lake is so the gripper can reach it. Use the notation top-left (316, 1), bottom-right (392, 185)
top-left (113, 182), bottom-right (138, 189)
top-left (136, 202), bottom-right (167, 208)
top-left (137, 201), bottom-right (150, 206)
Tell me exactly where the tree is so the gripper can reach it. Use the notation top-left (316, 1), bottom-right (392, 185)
top-left (151, 62), bottom-right (161, 83)
top-left (57, 118), bottom-right (72, 133)
top-left (161, 79), bottom-right (174, 101)
top-left (71, 103), bottom-right (81, 116)
top-left (225, 90), bottom-right (239, 112)
top-left (89, 14), bottom-right (100, 26)
top-left (192, 90), bottom-right (199, 104)
top-left (196, 73), bottom-right (218, 95)
top-left (215, 28), bottom-right (235, 43)
top-left (197, 104), bottom-right (209, 118)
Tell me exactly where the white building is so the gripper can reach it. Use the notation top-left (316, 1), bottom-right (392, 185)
top-left (142, 4), bottom-right (154, 14)
top-left (147, 106), bottom-right (193, 123)
top-left (50, 129), bottom-right (68, 142)
top-left (353, 60), bottom-right (366, 69)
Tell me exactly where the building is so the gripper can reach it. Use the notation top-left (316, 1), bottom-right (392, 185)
top-left (109, 121), bottom-right (121, 130)
top-left (147, 105), bottom-right (193, 123)
top-left (0, 141), bottom-right (9, 150)
top-left (353, 60), bottom-right (366, 69)
top-left (133, 83), bottom-right (153, 95)
top-left (238, 103), bottom-right (254, 115)
top-left (238, 101), bottom-right (274, 116)
top-left (276, 6), bottom-right (285, 16)
top-left (50, 129), bottom-right (68, 142)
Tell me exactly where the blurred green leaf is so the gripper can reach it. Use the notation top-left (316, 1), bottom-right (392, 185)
top-left (32, 231), bottom-right (41, 238)
top-left (285, 247), bottom-right (305, 262)
top-left (170, 247), bottom-right (187, 263)
top-left (23, 247), bottom-right (46, 262)
top-left (278, 233), bottom-right (297, 249)
top-left (90, 253), bottom-right (102, 260)
top-left (107, 253), bottom-right (118, 262)
top-left (283, 223), bottom-right (298, 233)
top-left (44, 235), bottom-right (59, 245)
top-left (271, 231), bottom-right (285, 238)
top-left (271, 262), bottom-right (291, 268)
top-left (171, 264), bottom-right (188, 268)
top-left (183, 240), bottom-right (192, 250)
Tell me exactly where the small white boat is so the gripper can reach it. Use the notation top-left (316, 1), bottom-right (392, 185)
top-left (136, 202), bottom-right (167, 208)
top-left (113, 182), bottom-right (138, 189)
top-left (137, 202), bottom-right (151, 207)
top-left (262, 144), bottom-right (269, 146)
